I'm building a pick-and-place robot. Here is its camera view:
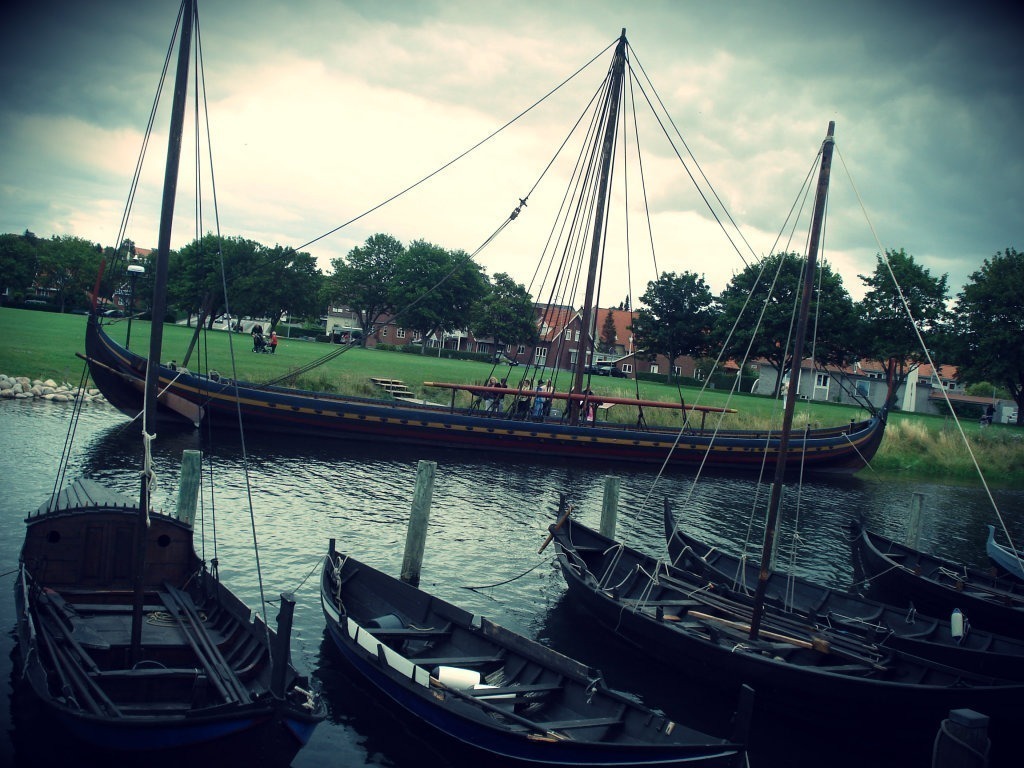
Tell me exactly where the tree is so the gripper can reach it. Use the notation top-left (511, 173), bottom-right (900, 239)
top-left (715, 252), bottom-right (857, 394)
top-left (235, 245), bottom-right (323, 329)
top-left (389, 240), bottom-right (487, 354)
top-left (630, 271), bottom-right (716, 382)
top-left (469, 272), bottom-right (538, 357)
top-left (857, 248), bottom-right (950, 407)
top-left (169, 235), bottom-right (259, 325)
top-left (37, 235), bottom-right (104, 312)
top-left (323, 233), bottom-right (403, 343)
top-left (0, 231), bottom-right (40, 301)
top-left (947, 248), bottom-right (1024, 425)
top-left (599, 310), bottom-right (618, 353)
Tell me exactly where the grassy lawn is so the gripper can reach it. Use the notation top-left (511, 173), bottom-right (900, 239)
top-left (2, 306), bottom-right (1021, 484)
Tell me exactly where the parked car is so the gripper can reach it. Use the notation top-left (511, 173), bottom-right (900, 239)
top-left (585, 363), bottom-right (628, 378)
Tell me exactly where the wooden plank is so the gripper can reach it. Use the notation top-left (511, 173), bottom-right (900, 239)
top-left (410, 655), bottom-right (505, 668)
top-left (464, 681), bottom-right (562, 697)
top-left (532, 716), bottom-right (623, 730)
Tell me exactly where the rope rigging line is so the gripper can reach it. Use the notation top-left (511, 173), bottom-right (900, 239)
top-left (624, 45), bottom-right (760, 268)
top-left (462, 559), bottom-right (549, 592)
top-left (291, 40), bottom-right (618, 256)
top-left (835, 144), bottom-right (1006, 534)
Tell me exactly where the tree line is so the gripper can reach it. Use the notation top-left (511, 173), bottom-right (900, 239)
top-left (3, 228), bottom-right (1021, 422)
top-left (631, 248), bottom-right (1023, 423)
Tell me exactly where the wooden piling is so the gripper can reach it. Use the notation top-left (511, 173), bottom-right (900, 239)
top-left (401, 460), bottom-right (437, 588)
top-left (175, 449), bottom-right (202, 525)
top-left (905, 492), bottom-right (925, 550)
top-left (931, 709), bottom-right (990, 768)
top-left (599, 476), bottom-right (620, 539)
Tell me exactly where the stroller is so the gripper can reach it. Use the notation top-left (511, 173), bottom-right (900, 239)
top-left (252, 332), bottom-right (270, 353)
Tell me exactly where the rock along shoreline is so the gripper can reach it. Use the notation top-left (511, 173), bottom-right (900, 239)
top-left (0, 374), bottom-right (109, 405)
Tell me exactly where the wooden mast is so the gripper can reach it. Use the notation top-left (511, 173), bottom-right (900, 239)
top-left (569, 30), bottom-right (627, 425)
top-left (131, 0), bottom-right (195, 661)
top-left (748, 121), bottom-right (836, 640)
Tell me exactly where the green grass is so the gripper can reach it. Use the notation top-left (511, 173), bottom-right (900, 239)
top-left (2, 306), bottom-right (1021, 485)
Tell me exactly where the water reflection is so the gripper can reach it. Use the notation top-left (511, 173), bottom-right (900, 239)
top-left (1, 400), bottom-right (1021, 768)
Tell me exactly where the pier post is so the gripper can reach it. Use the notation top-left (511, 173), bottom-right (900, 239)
top-left (905, 492), bottom-right (925, 549)
top-left (401, 460), bottom-right (437, 587)
top-left (175, 449), bottom-right (202, 525)
top-left (932, 709), bottom-right (990, 768)
top-left (599, 476), bottom-right (620, 539)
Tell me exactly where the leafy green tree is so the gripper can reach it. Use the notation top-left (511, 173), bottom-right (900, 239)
top-left (324, 233), bottom-right (403, 343)
top-left (169, 234), bottom-right (256, 325)
top-left (234, 245), bottom-right (323, 329)
top-left (469, 272), bottom-right (538, 356)
top-left (947, 248), bottom-right (1024, 425)
top-left (0, 231), bottom-right (40, 301)
top-left (857, 248), bottom-right (950, 407)
top-left (631, 271), bottom-right (716, 382)
top-left (715, 252), bottom-right (857, 394)
top-left (964, 382), bottom-right (1010, 399)
top-left (37, 235), bottom-right (104, 312)
top-left (389, 239), bottom-right (487, 354)
top-left (599, 311), bottom-right (617, 353)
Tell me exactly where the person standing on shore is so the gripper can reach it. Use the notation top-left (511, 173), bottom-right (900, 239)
top-left (270, 330), bottom-right (278, 354)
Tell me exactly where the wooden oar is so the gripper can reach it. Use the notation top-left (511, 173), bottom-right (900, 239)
top-left (539, 502), bottom-right (573, 554)
top-left (682, 610), bottom-right (889, 671)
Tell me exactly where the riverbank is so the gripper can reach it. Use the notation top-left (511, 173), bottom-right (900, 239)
top-left (0, 373), bottom-right (108, 404)
top-left (2, 308), bottom-right (1021, 486)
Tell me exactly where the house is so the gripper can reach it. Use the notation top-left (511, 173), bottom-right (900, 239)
top-left (751, 358), bottom-right (987, 416)
top-left (345, 301), bottom-right (730, 382)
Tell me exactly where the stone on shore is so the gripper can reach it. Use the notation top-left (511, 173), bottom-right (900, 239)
top-left (0, 373), bottom-right (108, 405)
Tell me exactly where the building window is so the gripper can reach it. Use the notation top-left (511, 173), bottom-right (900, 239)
top-left (517, 344), bottom-right (525, 354)
top-left (672, 365), bottom-right (682, 376)
top-left (574, 330), bottom-right (581, 342)
top-left (856, 381), bottom-right (870, 397)
top-left (621, 363), bottom-right (633, 374)
top-left (381, 327), bottom-right (389, 338)
top-left (396, 328), bottom-right (406, 339)
top-left (650, 364), bottom-right (659, 375)
top-left (569, 350), bottom-right (578, 365)
top-left (535, 347), bottom-right (548, 364)
top-left (815, 372), bottom-right (828, 388)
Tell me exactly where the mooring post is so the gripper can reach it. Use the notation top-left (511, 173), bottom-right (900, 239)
top-left (599, 476), bottom-right (620, 539)
top-left (175, 449), bottom-right (202, 525)
top-left (931, 709), bottom-right (990, 768)
top-left (401, 460), bottom-right (437, 587)
top-left (905, 492), bottom-right (925, 549)
top-left (270, 592), bottom-right (296, 699)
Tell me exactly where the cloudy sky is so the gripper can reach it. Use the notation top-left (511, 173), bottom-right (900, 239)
top-left (1, 0), bottom-right (1020, 305)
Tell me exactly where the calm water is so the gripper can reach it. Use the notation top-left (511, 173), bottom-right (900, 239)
top-left (1, 400), bottom-right (1021, 767)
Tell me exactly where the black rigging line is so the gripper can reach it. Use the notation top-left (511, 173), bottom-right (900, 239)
top-left (292, 40), bottom-right (618, 255)
top-left (625, 44), bottom-right (759, 268)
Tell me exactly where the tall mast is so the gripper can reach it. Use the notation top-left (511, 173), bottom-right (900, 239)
top-left (131, 0), bottom-right (195, 661)
top-left (748, 121), bottom-right (836, 639)
top-left (569, 29), bottom-right (627, 424)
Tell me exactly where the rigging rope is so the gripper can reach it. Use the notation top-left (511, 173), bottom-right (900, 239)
top-left (835, 145), bottom-right (1007, 541)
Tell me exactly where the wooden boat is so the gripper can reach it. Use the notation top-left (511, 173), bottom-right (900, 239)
top-left (986, 524), bottom-right (1024, 581)
top-left (14, 0), bottom-right (324, 754)
top-left (320, 540), bottom-right (752, 768)
top-left (85, 323), bottom-right (885, 474)
top-left (16, 479), bottom-right (324, 752)
top-left (84, 28), bottom-right (887, 478)
top-left (665, 504), bottom-right (1024, 678)
top-left (550, 103), bottom-right (1024, 763)
top-left (550, 512), bottom-right (1024, 738)
top-left (851, 517), bottom-right (1024, 637)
